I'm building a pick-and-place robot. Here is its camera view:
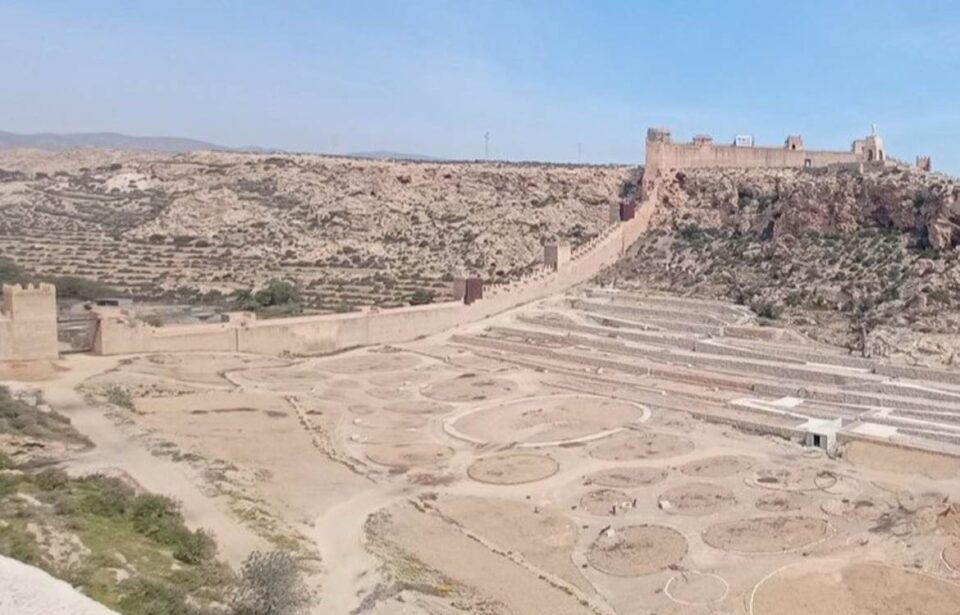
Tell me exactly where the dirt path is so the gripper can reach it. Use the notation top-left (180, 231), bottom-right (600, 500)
top-left (24, 355), bottom-right (270, 567)
top-left (311, 484), bottom-right (414, 613)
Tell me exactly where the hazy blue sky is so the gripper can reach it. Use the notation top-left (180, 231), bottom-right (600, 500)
top-left (2, 1), bottom-right (958, 171)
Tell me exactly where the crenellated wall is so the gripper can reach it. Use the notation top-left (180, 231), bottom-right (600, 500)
top-left (0, 283), bottom-right (59, 361)
top-left (93, 193), bottom-right (656, 357)
top-left (643, 127), bottom-right (883, 196)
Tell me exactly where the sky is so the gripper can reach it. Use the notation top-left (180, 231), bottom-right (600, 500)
top-left (2, 1), bottom-right (959, 172)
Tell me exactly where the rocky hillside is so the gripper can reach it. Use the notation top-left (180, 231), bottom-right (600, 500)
top-left (651, 166), bottom-right (960, 249)
top-left (603, 166), bottom-right (960, 367)
top-left (0, 150), bottom-right (631, 311)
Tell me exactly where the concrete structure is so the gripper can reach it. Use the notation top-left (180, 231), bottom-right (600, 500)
top-left (917, 156), bottom-right (932, 172)
top-left (0, 283), bottom-right (59, 362)
top-left (643, 127), bottom-right (894, 196)
top-left (543, 242), bottom-right (571, 273)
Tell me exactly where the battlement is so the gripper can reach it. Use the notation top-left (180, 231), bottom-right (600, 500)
top-left (2, 283), bottom-right (57, 321)
top-left (0, 283), bottom-right (59, 362)
top-left (642, 127), bottom-right (904, 196)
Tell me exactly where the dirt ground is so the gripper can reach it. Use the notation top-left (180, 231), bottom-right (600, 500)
top-left (9, 289), bottom-right (960, 614)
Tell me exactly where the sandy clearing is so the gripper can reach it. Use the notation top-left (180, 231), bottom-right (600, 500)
top-left (375, 501), bottom-right (593, 614)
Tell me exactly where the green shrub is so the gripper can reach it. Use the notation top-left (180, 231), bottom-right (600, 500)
top-left (409, 289), bottom-right (435, 305)
top-left (34, 468), bottom-right (70, 492)
top-left (117, 577), bottom-right (198, 615)
top-left (105, 386), bottom-right (135, 411)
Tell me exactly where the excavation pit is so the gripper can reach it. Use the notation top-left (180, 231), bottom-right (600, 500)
top-left (589, 431), bottom-right (695, 462)
top-left (466, 453), bottom-right (560, 485)
top-left (451, 396), bottom-right (647, 445)
top-left (586, 524), bottom-right (687, 577)
top-left (658, 482), bottom-right (737, 516)
top-left (703, 516), bottom-right (830, 553)
top-left (585, 466), bottom-right (668, 488)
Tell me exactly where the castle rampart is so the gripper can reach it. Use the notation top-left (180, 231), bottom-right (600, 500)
top-left (643, 128), bottom-right (891, 195)
top-left (0, 283), bottom-right (59, 361)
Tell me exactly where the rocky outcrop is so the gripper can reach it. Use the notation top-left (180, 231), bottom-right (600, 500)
top-left (652, 166), bottom-right (960, 249)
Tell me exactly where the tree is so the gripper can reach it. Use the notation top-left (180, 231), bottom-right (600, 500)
top-left (409, 288), bottom-right (436, 305)
top-left (230, 551), bottom-right (311, 615)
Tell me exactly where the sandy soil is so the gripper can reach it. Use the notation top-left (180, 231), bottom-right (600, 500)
top-left (588, 431), bottom-right (695, 461)
top-left (12, 290), bottom-right (960, 614)
top-left (751, 561), bottom-right (960, 615)
top-left (843, 440), bottom-right (960, 479)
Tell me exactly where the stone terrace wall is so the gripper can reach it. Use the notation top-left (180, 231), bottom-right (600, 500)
top-left (0, 283), bottom-right (59, 362)
top-left (93, 193), bottom-right (656, 357)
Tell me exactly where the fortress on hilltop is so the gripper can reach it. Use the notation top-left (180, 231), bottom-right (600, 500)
top-left (642, 126), bottom-right (930, 196)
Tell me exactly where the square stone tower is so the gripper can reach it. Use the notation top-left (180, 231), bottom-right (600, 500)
top-left (0, 283), bottom-right (59, 361)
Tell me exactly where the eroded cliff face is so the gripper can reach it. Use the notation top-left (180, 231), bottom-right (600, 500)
top-left (604, 165), bottom-right (960, 368)
top-left (651, 166), bottom-right (960, 249)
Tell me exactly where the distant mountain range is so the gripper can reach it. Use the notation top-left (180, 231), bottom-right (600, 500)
top-left (0, 130), bottom-right (442, 160)
top-left (0, 130), bottom-right (227, 153)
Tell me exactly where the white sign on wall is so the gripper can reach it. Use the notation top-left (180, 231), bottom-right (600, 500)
top-left (734, 135), bottom-right (754, 147)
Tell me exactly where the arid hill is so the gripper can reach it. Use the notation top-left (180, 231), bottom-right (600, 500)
top-left (0, 149), bottom-right (632, 311)
top-left (603, 166), bottom-right (960, 367)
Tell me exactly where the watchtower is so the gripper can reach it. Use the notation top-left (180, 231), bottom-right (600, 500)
top-left (0, 283), bottom-right (59, 361)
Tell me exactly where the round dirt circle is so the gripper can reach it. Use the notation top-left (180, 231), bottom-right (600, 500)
top-left (317, 353), bottom-right (420, 374)
top-left (579, 489), bottom-right (634, 516)
top-left (421, 374), bottom-right (517, 402)
top-left (703, 516), bottom-right (830, 553)
top-left (658, 482), bottom-right (737, 516)
top-left (680, 455), bottom-right (753, 478)
top-left (586, 466), bottom-right (668, 488)
top-left (451, 395), bottom-right (647, 445)
top-left (351, 412), bottom-right (428, 430)
top-left (665, 571), bottom-right (729, 606)
top-left (586, 525), bottom-right (687, 576)
top-left (589, 432), bottom-right (695, 462)
top-left (365, 442), bottom-right (453, 468)
top-left (366, 387), bottom-right (417, 401)
top-left (755, 492), bottom-right (808, 513)
top-left (751, 560), bottom-right (960, 615)
top-left (383, 400), bottom-right (454, 415)
top-left (942, 542), bottom-right (960, 572)
top-left (748, 467), bottom-right (836, 492)
top-left (820, 498), bottom-right (888, 522)
top-left (467, 453), bottom-right (559, 485)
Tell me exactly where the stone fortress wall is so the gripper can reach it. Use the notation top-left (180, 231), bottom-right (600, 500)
top-left (91, 195), bottom-right (657, 357)
top-left (0, 124), bottom-right (928, 362)
top-left (641, 127), bottom-right (915, 197)
top-left (0, 283), bottom-right (59, 361)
